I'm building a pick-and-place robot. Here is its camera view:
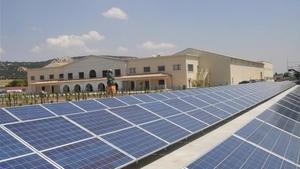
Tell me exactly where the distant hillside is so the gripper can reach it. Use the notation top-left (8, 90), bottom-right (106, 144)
top-left (0, 60), bottom-right (53, 79)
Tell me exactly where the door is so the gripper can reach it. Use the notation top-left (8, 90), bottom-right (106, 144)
top-left (145, 80), bottom-right (150, 90)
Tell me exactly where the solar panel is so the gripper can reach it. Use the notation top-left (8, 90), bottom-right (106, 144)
top-left (231, 98), bottom-right (252, 108)
top-left (140, 119), bottom-right (190, 143)
top-left (0, 154), bottom-right (56, 169)
top-left (147, 93), bottom-right (168, 100)
top-left (44, 138), bottom-right (133, 169)
top-left (102, 127), bottom-right (167, 158)
top-left (206, 93), bottom-right (227, 102)
top-left (96, 97), bottom-right (126, 108)
top-left (117, 95), bottom-right (143, 105)
top-left (43, 102), bottom-right (83, 115)
top-left (6, 105), bottom-right (54, 120)
top-left (0, 109), bottom-right (17, 124)
top-left (188, 109), bottom-right (221, 125)
top-left (159, 91), bottom-right (178, 98)
top-left (0, 128), bottom-right (32, 160)
top-left (194, 94), bottom-right (218, 104)
top-left (163, 98), bottom-right (197, 112)
top-left (277, 99), bottom-right (300, 112)
top-left (72, 99), bottom-right (107, 111)
top-left (6, 117), bottom-right (92, 150)
top-left (132, 94), bottom-right (156, 102)
top-left (187, 87), bottom-right (300, 169)
top-left (167, 114), bottom-right (208, 132)
top-left (202, 106), bottom-right (231, 119)
top-left (140, 102), bottom-right (181, 117)
top-left (68, 110), bottom-right (132, 135)
top-left (214, 103), bottom-right (239, 115)
top-left (170, 91), bottom-right (187, 97)
top-left (180, 96), bottom-right (209, 108)
top-left (109, 105), bottom-right (160, 125)
top-left (223, 100), bottom-right (246, 110)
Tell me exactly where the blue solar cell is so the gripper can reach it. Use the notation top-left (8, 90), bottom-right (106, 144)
top-left (43, 102), bottom-right (83, 115)
top-left (188, 109), bottom-right (221, 125)
top-left (72, 99), bottom-right (107, 111)
top-left (6, 117), bottom-right (92, 150)
top-left (117, 95), bottom-right (143, 105)
top-left (202, 106), bottom-right (230, 119)
top-left (270, 104), bottom-right (300, 122)
top-left (235, 119), bottom-right (263, 138)
top-left (97, 98), bottom-right (126, 108)
top-left (147, 93), bottom-right (168, 100)
top-left (167, 114), bottom-right (208, 132)
top-left (187, 136), bottom-right (243, 169)
top-left (163, 98), bottom-right (197, 112)
top-left (224, 100), bottom-right (246, 110)
top-left (110, 105), bottom-right (160, 125)
top-left (68, 110), bottom-right (132, 135)
top-left (6, 105), bottom-right (54, 120)
top-left (0, 109), bottom-right (17, 124)
top-left (240, 148), bottom-right (269, 169)
top-left (140, 102), bottom-right (181, 117)
top-left (159, 91), bottom-right (178, 98)
top-left (140, 119), bottom-right (190, 143)
top-left (231, 98), bottom-right (252, 107)
top-left (180, 96), bottom-right (209, 108)
top-left (194, 94), bottom-right (218, 104)
top-left (214, 103), bottom-right (239, 114)
top-left (0, 129), bottom-right (32, 160)
top-left (132, 94), bottom-right (156, 102)
top-left (262, 154), bottom-right (283, 169)
top-left (277, 99), bottom-right (300, 112)
top-left (0, 154), bottom-right (56, 169)
top-left (206, 93), bottom-right (227, 102)
top-left (44, 138), bottom-right (133, 169)
top-left (102, 127), bottom-right (167, 158)
top-left (170, 91), bottom-right (187, 97)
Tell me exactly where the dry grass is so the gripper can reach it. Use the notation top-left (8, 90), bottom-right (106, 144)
top-left (0, 80), bottom-right (13, 88)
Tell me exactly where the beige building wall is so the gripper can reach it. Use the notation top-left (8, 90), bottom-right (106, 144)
top-left (197, 53), bottom-right (231, 86)
top-left (230, 64), bottom-right (263, 85)
top-left (127, 55), bottom-right (188, 89)
top-left (262, 61), bottom-right (273, 80)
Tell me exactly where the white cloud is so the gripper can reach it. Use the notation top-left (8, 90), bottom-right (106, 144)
top-left (31, 46), bottom-right (42, 53)
top-left (141, 41), bottom-right (176, 50)
top-left (102, 7), bottom-right (128, 20)
top-left (117, 46), bottom-right (128, 52)
top-left (46, 31), bottom-right (104, 48)
top-left (0, 48), bottom-right (4, 55)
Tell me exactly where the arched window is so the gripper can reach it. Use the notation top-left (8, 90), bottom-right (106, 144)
top-left (63, 85), bottom-right (70, 93)
top-left (74, 84), bottom-right (81, 92)
top-left (85, 84), bottom-right (93, 92)
top-left (89, 70), bottom-right (97, 78)
top-left (98, 83), bottom-right (105, 92)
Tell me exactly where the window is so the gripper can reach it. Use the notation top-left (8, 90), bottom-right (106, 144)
top-left (68, 73), bottom-right (73, 80)
top-left (59, 74), bottom-right (64, 79)
top-left (158, 79), bottom-right (165, 85)
top-left (173, 64), bottom-right (181, 71)
top-left (89, 70), bottom-right (96, 78)
top-left (40, 75), bottom-right (44, 80)
top-left (79, 72), bottom-right (84, 79)
top-left (114, 69), bottom-right (121, 77)
top-left (129, 68), bottom-right (136, 74)
top-left (144, 66), bottom-right (151, 73)
top-left (158, 65), bottom-right (165, 72)
top-left (102, 70), bottom-right (108, 78)
top-left (49, 74), bottom-right (54, 80)
top-left (30, 76), bottom-right (35, 81)
top-left (188, 64), bottom-right (194, 72)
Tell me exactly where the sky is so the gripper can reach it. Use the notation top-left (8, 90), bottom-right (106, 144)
top-left (0, 0), bottom-right (299, 73)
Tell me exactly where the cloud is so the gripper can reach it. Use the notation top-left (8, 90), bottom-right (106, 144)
top-left (0, 48), bottom-right (4, 55)
top-left (117, 46), bottom-right (128, 52)
top-left (102, 7), bottom-right (128, 20)
top-left (31, 46), bottom-right (42, 53)
top-left (31, 31), bottom-right (104, 55)
top-left (141, 41), bottom-right (176, 50)
top-left (46, 31), bottom-right (104, 48)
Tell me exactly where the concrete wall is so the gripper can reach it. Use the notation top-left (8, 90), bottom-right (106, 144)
top-left (230, 64), bottom-right (264, 85)
top-left (262, 62), bottom-right (274, 80)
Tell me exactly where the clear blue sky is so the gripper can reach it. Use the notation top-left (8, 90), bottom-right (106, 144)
top-left (1, 0), bottom-right (299, 73)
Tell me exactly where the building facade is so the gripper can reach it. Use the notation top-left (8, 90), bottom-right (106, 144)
top-left (27, 48), bottom-right (273, 93)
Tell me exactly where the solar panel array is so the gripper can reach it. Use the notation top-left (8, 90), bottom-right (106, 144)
top-left (0, 82), bottom-right (294, 169)
top-left (186, 85), bottom-right (300, 169)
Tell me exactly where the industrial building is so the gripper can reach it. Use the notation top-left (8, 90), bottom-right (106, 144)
top-left (27, 48), bottom-right (273, 93)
